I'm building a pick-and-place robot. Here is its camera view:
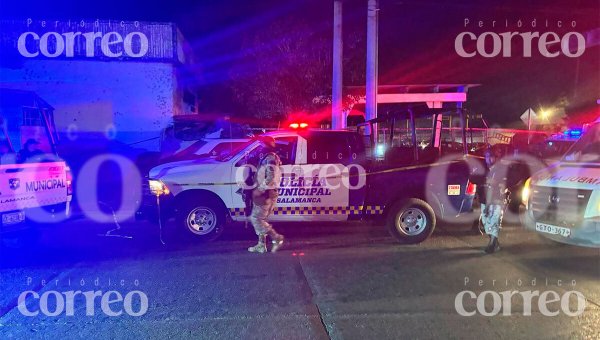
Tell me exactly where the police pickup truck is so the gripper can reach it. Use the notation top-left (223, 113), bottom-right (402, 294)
top-left (137, 108), bottom-right (478, 244)
top-left (1, 89), bottom-right (72, 239)
top-left (0, 159), bottom-right (72, 236)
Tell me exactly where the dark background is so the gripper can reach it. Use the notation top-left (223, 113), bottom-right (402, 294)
top-left (0, 0), bottom-right (598, 126)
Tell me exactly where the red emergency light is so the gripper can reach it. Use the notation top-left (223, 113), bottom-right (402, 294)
top-left (289, 122), bottom-right (309, 129)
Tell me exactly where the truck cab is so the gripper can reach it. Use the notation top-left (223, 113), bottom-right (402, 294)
top-left (522, 118), bottom-right (600, 247)
top-left (359, 107), bottom-right (478, 242)
top-left (140, 107), bottom-right (477, 244)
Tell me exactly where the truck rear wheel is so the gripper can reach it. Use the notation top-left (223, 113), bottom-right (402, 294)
top-left (175, 196), bottom-right (225, 242)
top-left (387, 198), bottom-right (436, 244)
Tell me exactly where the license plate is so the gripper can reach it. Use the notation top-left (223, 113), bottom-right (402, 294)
top-left (536, 223), bottom-right (571, 238)
top-left (1, 211), bottom-right (25, 226)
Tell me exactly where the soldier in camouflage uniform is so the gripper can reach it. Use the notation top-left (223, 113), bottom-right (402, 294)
top-left (248, 136), bottom-right (285, 253)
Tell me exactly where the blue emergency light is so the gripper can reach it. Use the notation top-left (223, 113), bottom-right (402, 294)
top-left (563, 128), bottom-right (583, 138)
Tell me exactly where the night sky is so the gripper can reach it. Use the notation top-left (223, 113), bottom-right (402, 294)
top-left (1, 0), bottom-right (598, 126)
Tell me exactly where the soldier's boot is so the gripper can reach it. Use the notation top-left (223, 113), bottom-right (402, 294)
top-left (248, 235), bottom-right (267, 254)
top-left (484, 236), bottom-right (500, 254)
top-left (269, 231), bottom-right (285, 253)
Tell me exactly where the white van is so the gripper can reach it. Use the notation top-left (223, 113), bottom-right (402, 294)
top-left (522, 118), bottom-right (600, 247)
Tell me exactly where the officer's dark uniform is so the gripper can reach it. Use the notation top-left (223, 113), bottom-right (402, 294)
top-left (470, 147), bottom-right (509, 253)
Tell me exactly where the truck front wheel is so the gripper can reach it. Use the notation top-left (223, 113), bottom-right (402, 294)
top-left (175, 197), bottom-right (225, 242)
top-left (387, 198), bottom-right (436, 244)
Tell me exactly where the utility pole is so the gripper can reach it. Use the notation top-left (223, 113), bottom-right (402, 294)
top-left (332, 0), bottom-right (344, 129)
top-left (527, 108), bottom-right (532, 145)
top-left (366, 0), bottom-right (379, 144)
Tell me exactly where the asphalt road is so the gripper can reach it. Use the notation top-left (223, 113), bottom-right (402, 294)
top-left (0, 218), bottom-right (598, 340)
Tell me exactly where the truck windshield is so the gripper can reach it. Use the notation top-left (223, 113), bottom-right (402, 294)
top-left (562, 123), bottom-right (600, 163)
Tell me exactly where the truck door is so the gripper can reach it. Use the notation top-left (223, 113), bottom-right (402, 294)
top-left (275, 132), bottom-right (355, 222)
top-left (230, 135), bottom-right (299, 222)
top-left (265, 135), bottom-right (305, 222)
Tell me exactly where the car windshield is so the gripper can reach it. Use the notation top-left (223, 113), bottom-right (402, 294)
top-left (562, 123), bottom-right (600, 163)
top-left (215, 139), bottom-right (255, 162)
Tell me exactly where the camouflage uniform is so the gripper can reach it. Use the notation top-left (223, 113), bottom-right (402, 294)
top-left (248, 151), bottom-right (284, 253)
top-left (471, 155), bottom-right (509, 253)
top-left (480, 203), bottom-right (503, 238)
top-left (481, 163), bottom-right (509, 239)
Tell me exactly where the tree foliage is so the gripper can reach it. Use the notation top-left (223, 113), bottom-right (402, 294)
top-left (230, 18), bottom-right (333, 120)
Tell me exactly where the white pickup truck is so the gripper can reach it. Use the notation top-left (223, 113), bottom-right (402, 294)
top-left (137, 108), bottom-right (478, 244)
top-left (1, 89), bottom-right (72, 238)
top-left (0, 160), bottom-right (72, 235)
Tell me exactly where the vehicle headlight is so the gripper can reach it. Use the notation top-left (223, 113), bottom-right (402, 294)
top-left (149, 179), bottom-right (170, 196)
top-left (375, 144), bottom-right (386, 158)
top-left (521, 178), bottom-right (531, 206)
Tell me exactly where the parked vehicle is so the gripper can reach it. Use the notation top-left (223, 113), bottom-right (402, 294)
top-left (0, 89), bottom-right (72, 238)
top-left (161, 138), bottom-right (249, 162)
top-left (522, 118), bottom-right (600, 247)
top-left (137, 107), bottom-right (478, 244)
top-left (160, 115), bottom-right (254, 154)
top-left (527, 129), bottom-right (581, 165)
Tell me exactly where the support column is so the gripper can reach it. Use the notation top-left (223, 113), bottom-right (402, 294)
top-left (332, 0), bottom-right (344, 129)
top-left (366, 0), bottom-right (379, 144)
top-left (457, 86), bottom-right (468, 155)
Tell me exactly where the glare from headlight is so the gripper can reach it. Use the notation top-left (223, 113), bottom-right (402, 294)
top-left (522, 178), bottom-right (531, 206)
top-left (149, 179), bottom-right (170, 196)
top-left (375, 144), bottom-right (386, 158)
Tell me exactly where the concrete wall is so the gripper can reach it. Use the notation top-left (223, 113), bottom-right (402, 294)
top-left (1, 59), bottom-right (178, 151)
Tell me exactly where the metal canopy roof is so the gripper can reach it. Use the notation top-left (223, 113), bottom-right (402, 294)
top-left (366, 106), bottom-right (469, 124)
top-left (345, 84), bottom-right (481, 94)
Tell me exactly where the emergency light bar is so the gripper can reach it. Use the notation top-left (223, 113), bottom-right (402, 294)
top-left (289, 122), bottom-right (308, 129)
top-left (563, 128), bottom-right (583, 138)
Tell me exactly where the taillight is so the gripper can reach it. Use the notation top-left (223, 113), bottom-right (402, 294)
top-left (466, 181), bottom-right (477, 196)
top-left (289, 122), bottom-right (309, 129)
top-left (66, 167), bottom-right (73, 195)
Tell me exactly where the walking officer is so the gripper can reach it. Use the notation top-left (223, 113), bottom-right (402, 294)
top-left (471, 145), bottom-right (510, 253)
top-left (247, 136), bottom-right (285, 253)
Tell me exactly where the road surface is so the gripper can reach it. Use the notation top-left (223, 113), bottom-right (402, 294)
top-left (1, 218), bottom-right (598, 339)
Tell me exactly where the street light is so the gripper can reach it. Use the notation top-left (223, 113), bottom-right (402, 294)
top-left (539, 108), bottom-right (552, 120)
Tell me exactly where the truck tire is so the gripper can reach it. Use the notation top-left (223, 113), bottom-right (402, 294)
top-left (175, 196), bottom-right (225, 242)
top-left (387, 198), bottom-right (436, 244)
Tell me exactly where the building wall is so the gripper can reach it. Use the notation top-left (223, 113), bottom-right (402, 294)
top-left (0, 19), bottom-right (199, 152)
top-left (1, 59), bottom-right (178, 151)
